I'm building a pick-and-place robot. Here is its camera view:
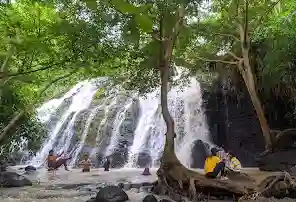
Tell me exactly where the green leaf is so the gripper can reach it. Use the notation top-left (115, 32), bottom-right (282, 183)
top-left (123, 19), bottom-right (140, 46)
top-left (111, 0), bottom-right (138, 14)
top-left (135, 14), bottom-right (153, 33)
top-left (84, 0), bottom-right (97, 10)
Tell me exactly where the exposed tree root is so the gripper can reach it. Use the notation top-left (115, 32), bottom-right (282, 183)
top-left (153, 143), bottom-right (296, 201)
top-left (153, 146), bottom-right (256, 201)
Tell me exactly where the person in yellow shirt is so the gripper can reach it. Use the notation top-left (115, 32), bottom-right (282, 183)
top-left (204, 148), bottom-right (228, 180)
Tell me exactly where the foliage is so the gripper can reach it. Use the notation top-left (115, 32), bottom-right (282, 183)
top-left (1, 0), bottom-right (296, 155)
top-left (0, 0), bottom-right (125, 154)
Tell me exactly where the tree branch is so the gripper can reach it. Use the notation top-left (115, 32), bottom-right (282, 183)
top-left (37, 69), bottom-right (77, 98)
top-left (0, 70), bottom-right (78, 144)
top-left (213, 32), bottom-right (240, 41)
top-left (255, 0), bottom-right (281, 28)
top-left (0, 111), bottom-right (24, 144)
top-left (0, 58), bottom-right (72, 79)
top-left (227, 51), bottom-right (242, 60)
top-left (196, 56), bottom-right (237, 65)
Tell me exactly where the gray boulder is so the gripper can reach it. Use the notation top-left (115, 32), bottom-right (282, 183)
top-left (143, 194), bottom-right (157, 202)
top-left (95, 185), bottom-right (128, 202)
top-left (0, 172), bottom-right (32, 187)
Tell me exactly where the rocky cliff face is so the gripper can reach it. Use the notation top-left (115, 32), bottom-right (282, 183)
top-left (203, 88), bottom-right (265, 166)
top-left (202, 75), bottom-right (296, 167)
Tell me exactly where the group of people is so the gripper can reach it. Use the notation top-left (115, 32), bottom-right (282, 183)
top-left (46, 149), bottom-right (111, 174)
top-left (204, 147), bottom-right (242, 180)
top-left (46, 147), bottom-right (240, 181)
top-left (46, 150), bottom-right (91, 173)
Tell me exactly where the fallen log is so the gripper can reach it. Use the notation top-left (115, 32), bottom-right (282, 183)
top-left (153, 154), bottom-right (257, 201)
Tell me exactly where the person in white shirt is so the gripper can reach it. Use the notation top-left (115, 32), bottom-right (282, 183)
top-left (226, 152), bottom-right (242, 172)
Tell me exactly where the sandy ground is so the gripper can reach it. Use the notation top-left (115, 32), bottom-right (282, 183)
top-left (0, 167), bottom-right (293, 202)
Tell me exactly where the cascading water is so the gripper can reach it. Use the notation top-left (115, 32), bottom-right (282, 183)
top-left (69, 105), bottom-right (103, 166)
top-left (31, 79), bottom-right (102, 166)
top-left (31, 69), bottom-right (212, 168)
top-left (125, 75), bottom-right (212, 168)
top-left (104, 99), bottom-right (133, 157)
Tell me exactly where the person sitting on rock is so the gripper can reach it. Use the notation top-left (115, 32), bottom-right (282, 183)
top-left (79, 154), bottom-right (91, 172)
top-left (226, 152), bottom-right (242, 173)
top-left (47, 149), bottom-right (71, 171)
top-left (204, 148), bottom-right (228, 180)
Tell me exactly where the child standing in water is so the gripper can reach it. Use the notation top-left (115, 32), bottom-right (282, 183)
top-left (79, 154), bottom-right (91, 172)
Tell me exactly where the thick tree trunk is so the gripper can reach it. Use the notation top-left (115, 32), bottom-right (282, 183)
top-left (154, 5), bottom-right (256, 200)
top-left (239, 50), bottom-right (273, 151)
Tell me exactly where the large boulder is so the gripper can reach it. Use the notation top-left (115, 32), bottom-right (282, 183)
top-left (0, 161), bottom-right (7, 172)
top-left (137, 152), bottom-right (152, 168)
top-left (257, 150), bottom-right (296, 172)
top-left (191, 140), bottom-right (209, 168)
top-left (24, 165), bottom-right (36, 172)
top-left (274, 129), bottom-right (296, 150)
top-left (95, 185), bottom-right (128, 202)
top-left (143, 194), bottom-right (157, 202)
top-left (0, 172), bottom-right (32, 187)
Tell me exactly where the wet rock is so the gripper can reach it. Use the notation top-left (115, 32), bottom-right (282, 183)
top-left (130, 188), bottom-right (140, 193)
top-left (159, 199), bottom-right (172, 202)
top-left (191, 140), bottom-right (208, 168)
top-left (142, 182), bottom-right (153, 187)
top-left (109, 151), bottom-right (127, 168)
top-left (143, 194), bottom-right (157, 202)
top-left (137, 152), bottom-right (152, 168)
top-left (24, 165), bottom-right (36, 172)
top-left (257, 150), bottom-right (296, 172)
top-left (122, 183), bottom-right (131, 190)
top-left (117, 183), bottom-right (124, 189)
top-left (24, 165), bottom-right (37, 174)
top-left (0, 162), bottom-right (7, 172)
top-left (86, 197), bottom-right (96, 202)
top-left (95, 185), bottom-right (128, 202)
top-left (142, 167), bottom-right (151, 176)
top-left (78, 186), bottom-right (95, 192)
top-left (0, 172), bottom-right (32, 187)
top-left (140, 186), bottom-right (152, 193)
top-left (130, 183), bottom-right (142, 189)
top-left (274, 129), bottom-right (296, 150)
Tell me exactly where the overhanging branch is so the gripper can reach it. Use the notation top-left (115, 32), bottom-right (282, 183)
top-left (0, 70), bottom-right (78, 144)
top-left (227, 51), bottom-right (242, 60)
top-left (0, 58), bottom-right (72, 79)
top-left (196, 56), bottom-right (237, 65)
top-left (213, 32), bottom-right (240, 42)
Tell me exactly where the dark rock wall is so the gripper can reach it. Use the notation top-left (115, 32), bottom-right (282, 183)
top-left (202, 76), bottom-right (296, 167)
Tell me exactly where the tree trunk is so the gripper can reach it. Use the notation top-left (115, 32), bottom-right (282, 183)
top-left (239, 50), bottom-right (273, 151)
top-left (0, 111), bottom-right (24, 144)
top-left (153, 5), bottom-right (256, 200)
top-left (237, 14), bottom-right (273, 150)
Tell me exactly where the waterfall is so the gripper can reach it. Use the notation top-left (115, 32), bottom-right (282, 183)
top-left (125, 77), bottom-right (211, 168)
top-left (104, 98), bottom-right (133, 157)
top-left (31, 79), bottom-right (101, 166)
top-left (31, 74), bottom-right (212, 168)
top-left (69, 105), bottom-right (103, 166)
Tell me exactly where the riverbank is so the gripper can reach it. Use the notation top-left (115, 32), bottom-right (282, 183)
top-left (0, 167), bottom-right (294, 202)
